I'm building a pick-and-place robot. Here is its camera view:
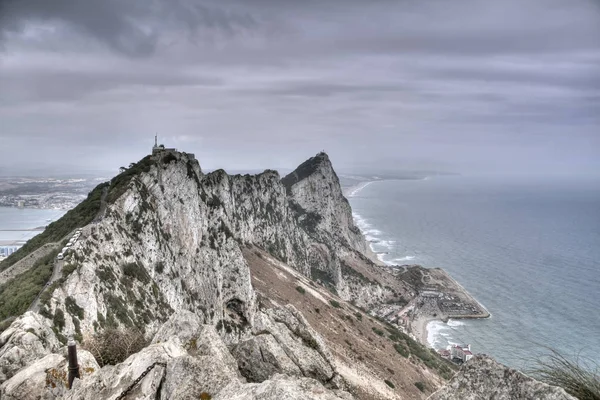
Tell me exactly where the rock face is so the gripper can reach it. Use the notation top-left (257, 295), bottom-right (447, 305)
top-left (428, 355), bottom-right (577, 400)
top-left (0, 150), bottom-right (575, 400)
top-left (63, 313), bottom-right (351, 400)
top-left (0, 348), bottom-right (99, 400)
top-left (0, 311), bottom-right (61, 382)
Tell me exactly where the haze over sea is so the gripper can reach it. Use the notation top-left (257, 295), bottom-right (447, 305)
top-left (348, 176), bottom-right (600, 370)
top-left (0, 207), bottom-right (65, 245)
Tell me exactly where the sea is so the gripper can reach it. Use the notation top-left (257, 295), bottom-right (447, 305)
top-left (0, 207), bottom-right (65, 248)
top-left (347, 176), bottom-right (600, 370)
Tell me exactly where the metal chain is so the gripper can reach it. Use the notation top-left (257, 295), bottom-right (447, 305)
top-left (115, 362), bottom-right (167, 400)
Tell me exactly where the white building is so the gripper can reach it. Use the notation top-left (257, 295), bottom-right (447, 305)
top-left (451, 344), bottom-right (473, 362)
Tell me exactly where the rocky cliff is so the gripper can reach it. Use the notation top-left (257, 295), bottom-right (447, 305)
top-left (0, 150), bottom-right (573, 400)
top-left (428, 355), bottom-right (576, 400)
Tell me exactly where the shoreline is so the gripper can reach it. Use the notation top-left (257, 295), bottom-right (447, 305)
top-left (410, 268), bottom-right (490, 348)
top-left (345, 179), bottom-right (490, 349)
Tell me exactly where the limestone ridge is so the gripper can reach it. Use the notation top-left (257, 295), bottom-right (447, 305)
top-left (0, 150), bottom-right (573, 399)
top-left (428, 355), bottom-right (576, 400)
top-left (0, 150), bottom-right (380, 398)
top-left (283, 152), bottom-right (367, 255)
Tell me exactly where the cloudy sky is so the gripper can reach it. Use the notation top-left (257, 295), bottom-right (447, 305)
top-left (1, 0), bottom-right (599, 177)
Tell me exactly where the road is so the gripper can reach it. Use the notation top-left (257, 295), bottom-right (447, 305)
top-left (29, 258), bottom-right (64, 312)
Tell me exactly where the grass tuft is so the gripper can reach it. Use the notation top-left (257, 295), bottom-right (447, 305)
top-left (531, 349), bottom-right (600, 400)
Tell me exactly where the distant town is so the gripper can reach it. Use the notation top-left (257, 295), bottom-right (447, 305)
top-left (0, 176), bottom-right (106, 210)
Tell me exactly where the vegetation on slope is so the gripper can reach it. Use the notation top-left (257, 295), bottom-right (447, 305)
top-left (106, 155), bottom-right (154, 204)
top-left (532, 350), bottom-right (600, 400)
top-left (0, 250), bottom-right (57, 320)
top-left (0, 182), bottom-right (109, 272)
top-left (382, 321), bottom-right (457, 380)
top-left (0, 155), bottom-right (159, 326)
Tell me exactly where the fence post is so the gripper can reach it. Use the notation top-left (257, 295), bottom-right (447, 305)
top-left (67, 335), bottom-right (80, 389)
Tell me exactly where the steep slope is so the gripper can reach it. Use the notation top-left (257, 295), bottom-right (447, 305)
top-left (429, 355), bottom-right (576, 400)
top-left (0, 150), bottom-right (459, 399)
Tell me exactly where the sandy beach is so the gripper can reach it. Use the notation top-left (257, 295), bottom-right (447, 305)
top-left (412, 316), bottom-right (436, 346)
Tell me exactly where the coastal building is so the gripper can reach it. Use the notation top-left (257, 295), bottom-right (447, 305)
top-left (438, 349), bottom-right (451, 359)
top-left (451, 344), bottom-right (473, 363)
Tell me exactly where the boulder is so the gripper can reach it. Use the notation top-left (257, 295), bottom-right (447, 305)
top-left (66, 340), bottom-right (186, 399)
top-left (0, 311), bottom-right (60, 383)
top-left (233, 334), bottom-right (302, 382)
top-left (215, 374), bottom-right (354, 400)
top-left (0, 348), bottom-right (98, 400)
top-left (151, 309), bottom-right (203, 346)
top-left (428, 355), bottom-right (577, 400)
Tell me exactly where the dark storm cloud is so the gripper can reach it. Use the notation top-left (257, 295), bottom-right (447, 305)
top-left (0, 0), bottom-right (259, 56)
top-left (0, 0), bottom-right (599, 176)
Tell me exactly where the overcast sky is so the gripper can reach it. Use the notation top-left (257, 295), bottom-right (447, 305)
top-left (1, 0), bottom-right (599, 177)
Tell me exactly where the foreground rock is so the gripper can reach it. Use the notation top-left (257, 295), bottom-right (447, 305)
top-left (65, 318), bottom-right (351, 400)
top-left (428, 355), bottom-right (576, 400)
top-left (0, 311), bottom-right (60, 383)
top-left (0, 348), bottom-right (99, 400)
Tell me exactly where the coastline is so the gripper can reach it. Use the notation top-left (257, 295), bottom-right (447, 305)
top-left (345, 179), bottom-right (489, 349)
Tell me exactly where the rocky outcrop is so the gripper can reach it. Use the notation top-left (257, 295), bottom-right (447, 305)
top-left (215, 374), bottom-right (355, 400)
top-left (0, 347), bottom-right (99, 400)
top-left (0, 150), bottom-right (581, 400)
top-left (64, 314), bottom-right (352, 400)
top-left (0, 311), bottom-right (61, 382)
top-left (428, 355), bottom-right (577, 400)
top-left (282, 152), bottom-right (367, 255)
top-left (235, 304), bottom-right (338, 385)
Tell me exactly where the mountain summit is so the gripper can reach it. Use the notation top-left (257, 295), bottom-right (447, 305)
top-left (0, 150), bottom-right (574, 400)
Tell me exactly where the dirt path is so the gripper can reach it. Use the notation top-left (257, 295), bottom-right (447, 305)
top-left (29, 258), bottom-right (65, 312)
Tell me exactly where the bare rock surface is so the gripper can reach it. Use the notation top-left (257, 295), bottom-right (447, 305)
top-left (0, 348), bottom-right (99, 400)
top-left (0, 311), bottom-right (60, 383)
top-left (428, 355), bottom-right (577, 400)
top-left (66, 340), bottom-right (186, 399)
top-left (215, 374), bottom-right (354, 400)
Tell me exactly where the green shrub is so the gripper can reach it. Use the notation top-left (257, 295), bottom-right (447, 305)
top-left (414, 381), bottom-right (425, 392)
top-left (106, 156), bottom-right (154, 204)
top-left (53, 309), bottom-right (65, 331)
top-left (0, 182), bottom-right (108, 272)
top-left (384, 379), bottom-right (395, 389)
top-left (122, 262), bottom-right (150, 284)
top-left (154, 261), bottom-right (165, 274)
top-left (355, 312), bottom-right (362, 321)
top-left (65, 296), bottom-right (85, 320)
top-left (329, 300), bottom-right (341, 308)
top-left (372, 327), bottom-right (385, 336)
top-left (0, 250), bottom-right (56, 320)
top-left (62, 263), bottom-right (78, 279)
top-left (0, 317), bottom-right (16, 333)
top-left (394, 343), bottom-right (409, 358)
top-left (82, 327), bottom-right (147, 367)
top-left (295, 286), bottom-right (306, 294)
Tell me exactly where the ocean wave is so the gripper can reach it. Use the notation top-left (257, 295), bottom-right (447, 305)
top-left (427, 320), bottom-right (448, 348)
top-left (377, 240), bottom-right (396, 249)
top-left (347, 181), bottom-right (374, 197)
top-left (393, 256), bottom-right (415, 263)
top-left (447, 319), bottom-right (466, 327)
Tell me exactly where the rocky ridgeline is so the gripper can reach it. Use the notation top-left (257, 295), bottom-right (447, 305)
top-left (429, 355), bottom-right (576, 400)
top-left (0, 151), bottom-right (574, 399)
